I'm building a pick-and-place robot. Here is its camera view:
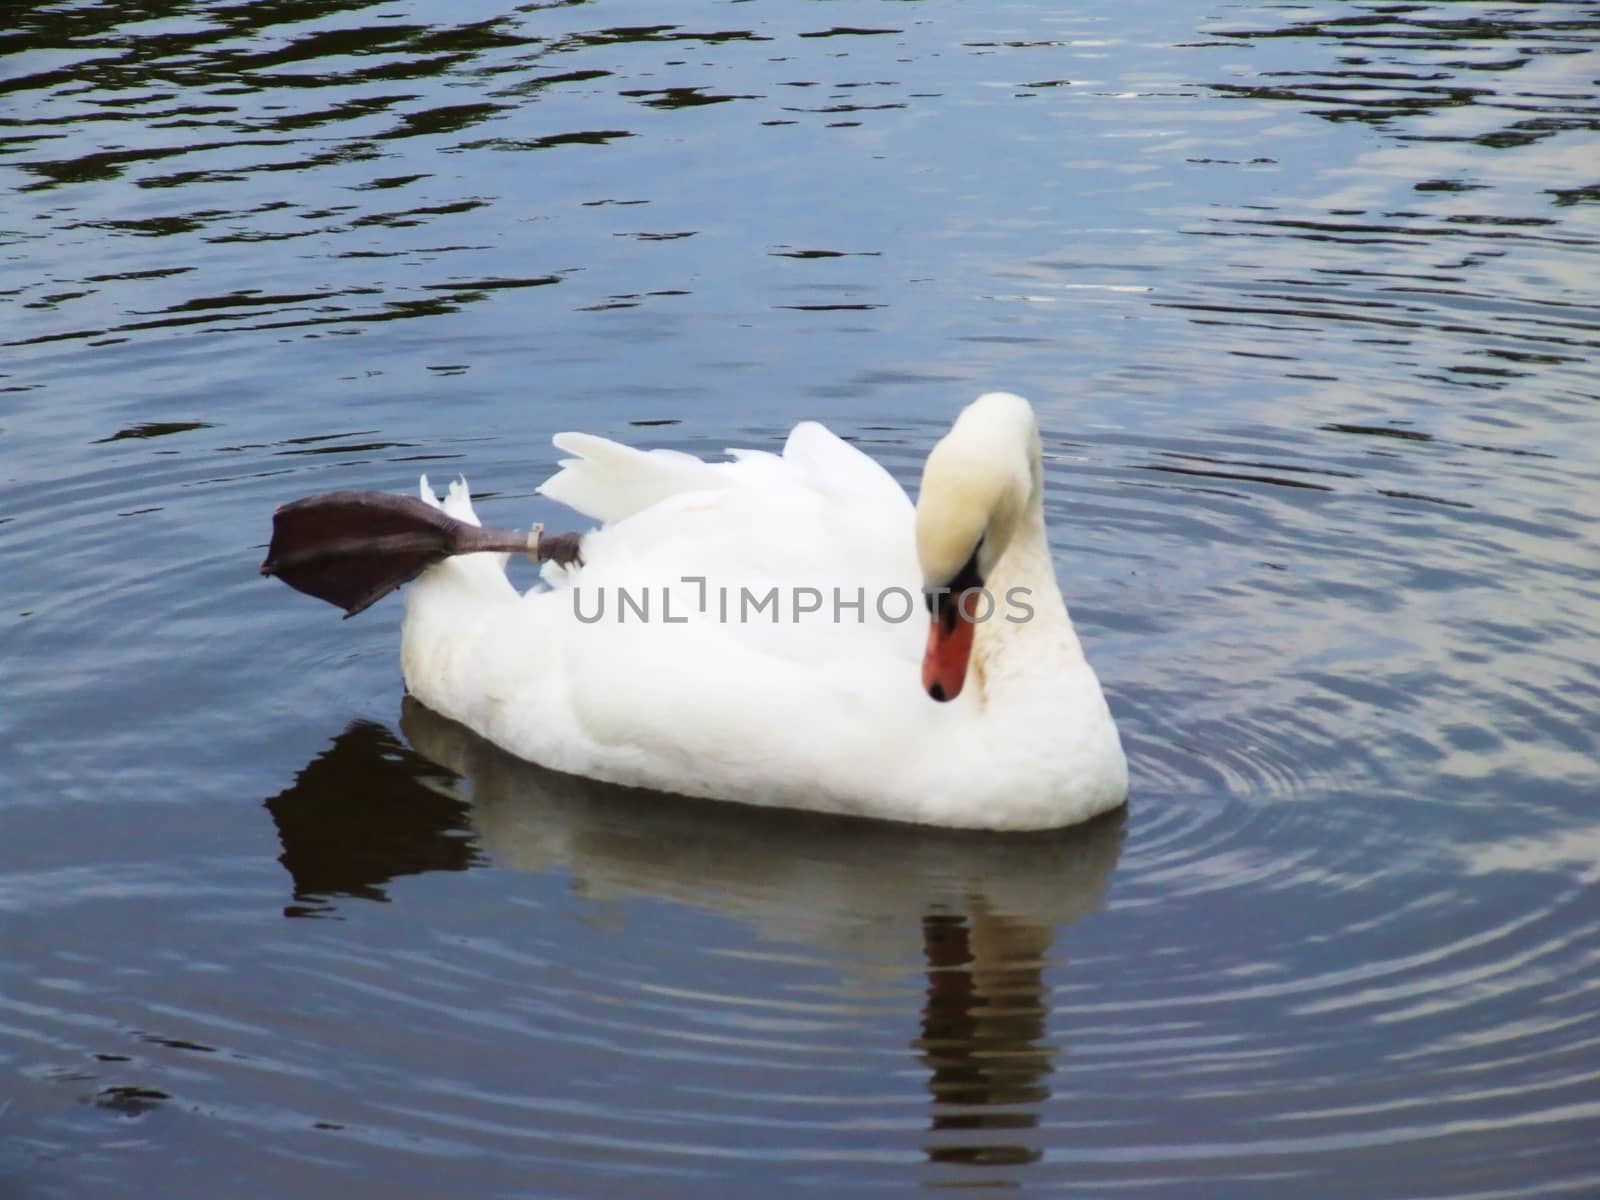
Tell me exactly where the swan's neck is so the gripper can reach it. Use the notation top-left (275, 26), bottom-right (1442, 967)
top-left (969, 504), bottom-right (1085, 706)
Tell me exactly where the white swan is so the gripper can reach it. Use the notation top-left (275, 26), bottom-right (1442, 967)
top-left (400, 391), bottom-right (1127, 830)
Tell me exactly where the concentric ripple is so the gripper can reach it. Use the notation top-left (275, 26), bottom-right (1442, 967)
top-left (4, 1), bottom-right (1599, 1197)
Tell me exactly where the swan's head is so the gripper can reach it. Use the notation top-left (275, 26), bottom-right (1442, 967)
top-left (915, 392), bottom-right (1042, 702)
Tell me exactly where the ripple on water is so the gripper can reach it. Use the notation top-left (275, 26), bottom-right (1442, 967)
top-left (4, 1), bottom-right (1600, 1197)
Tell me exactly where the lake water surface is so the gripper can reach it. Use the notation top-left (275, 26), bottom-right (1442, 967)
top-left (4, 1), bottom-right (1599, 1195)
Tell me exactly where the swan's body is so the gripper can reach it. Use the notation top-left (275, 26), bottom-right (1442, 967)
top-left (400, 393), bottom-right (1127, 830)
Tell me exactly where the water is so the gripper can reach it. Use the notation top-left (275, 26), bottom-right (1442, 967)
top-left (4, 1), bottom-right (1598, 1194)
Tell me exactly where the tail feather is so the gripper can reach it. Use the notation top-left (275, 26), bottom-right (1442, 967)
top-left (419, 473), bottom-right (482, 526)
top-left (413, 474), bottom-right (515, 597)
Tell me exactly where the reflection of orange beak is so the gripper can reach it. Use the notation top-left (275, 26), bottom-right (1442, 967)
top-left (922, 600), bottom-right (976, 702)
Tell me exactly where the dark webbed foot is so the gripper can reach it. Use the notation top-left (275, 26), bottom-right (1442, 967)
top-left (262, 489), bottom-right (586, 616)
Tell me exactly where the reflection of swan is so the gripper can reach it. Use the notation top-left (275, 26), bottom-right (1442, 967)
top-left (401, 392), bottom-right (1127, 829)
top-left (918, 908), bottom-right (1057, 1167)
top-left (264, 718), bottom-right (479, 918)
top-left (400, 700), bottom-right (1125, 1169)
top-left (399, 698), bottom-right (1125, 945)
top-left (265, 712), bottom-right (1124, 1170)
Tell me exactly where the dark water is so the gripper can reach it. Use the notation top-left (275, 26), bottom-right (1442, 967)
top-left (4, 1), bottom-right (1598, 1195)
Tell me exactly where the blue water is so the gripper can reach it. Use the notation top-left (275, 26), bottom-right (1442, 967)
top-left (4, 2), bottom-right (1598, 1195)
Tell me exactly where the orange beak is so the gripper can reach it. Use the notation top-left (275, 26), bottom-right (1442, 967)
top-left (922, 595), bottom-right (976, 702)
